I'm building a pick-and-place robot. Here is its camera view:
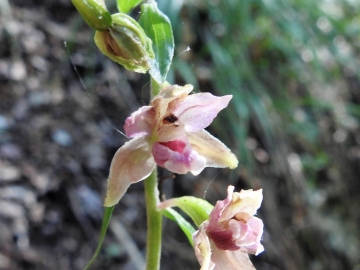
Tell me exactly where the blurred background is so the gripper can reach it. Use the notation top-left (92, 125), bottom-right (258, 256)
top-left (1, 0), bottom-right (360, 269)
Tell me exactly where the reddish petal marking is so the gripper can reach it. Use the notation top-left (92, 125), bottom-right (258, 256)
top-left (207, 228), bottom-right (239, 251)
top-left (160, 140), bottom-right (186, 153)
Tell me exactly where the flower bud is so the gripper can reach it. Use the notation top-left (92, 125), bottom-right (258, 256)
top-left (94, 13), bottom-right (155, 73)
top-left (71, 0), bottom-right (112, 31)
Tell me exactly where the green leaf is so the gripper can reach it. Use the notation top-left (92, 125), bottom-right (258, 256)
top-left (83, 206), bottom-right (114, 270)
top-left (71, 0), bottom-right (112, 31)
top-left (139, 2), bottom-right (174, 83)
top-left (117, 0), bottom-right (142, 14)
top-left (161, 196), bottom-right (214, 227)
top-left (161, 208), bottom-right (196, 246)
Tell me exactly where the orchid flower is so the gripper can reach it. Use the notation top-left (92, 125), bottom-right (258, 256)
top-left (104, 84), bottom-right (238, 206)
top-left (193, 186), bottom-right (264, 270)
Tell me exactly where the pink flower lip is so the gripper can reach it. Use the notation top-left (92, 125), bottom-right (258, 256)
top-left (159, 140), bottom-right (186, 153)
top-left (207, 228), bottom-right (239, 250)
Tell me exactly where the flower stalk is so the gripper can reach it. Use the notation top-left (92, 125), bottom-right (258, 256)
top-left (144, 168), bottom-right (162, 270)
top-left (144, 78), bottom-right (162, 270)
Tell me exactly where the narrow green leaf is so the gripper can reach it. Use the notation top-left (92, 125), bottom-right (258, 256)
top-left (117, 0), bottom-right (142, 14)
top-left (161, 208), bottom-right (196, 246)
top-left (139, 2), bottom-right (174, 83)
top-left (161, 196), bottom-right (214, 227)
top-left (83, 206), bottom-right (114, 270)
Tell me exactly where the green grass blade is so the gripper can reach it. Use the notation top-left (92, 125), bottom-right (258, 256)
top-left (83, 206), bottom-right (115, 270)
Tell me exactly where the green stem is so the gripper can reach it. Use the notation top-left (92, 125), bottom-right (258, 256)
top-left (145, 78), bottom-right (162, 269)
top-left (151, 77), bottom-right (162, 97)
top-left (144, 168), bottom-right (162, 270)
top-left (143, 76), bottom-right (163, 270)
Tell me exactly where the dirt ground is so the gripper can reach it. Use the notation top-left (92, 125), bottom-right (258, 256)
top-left (1, 1), bottom-right (360, 270)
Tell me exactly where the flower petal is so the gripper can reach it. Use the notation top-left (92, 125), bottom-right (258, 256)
top-left (235, 217), bottom-right (264, 255)
top-left (211, 247), bottom-right (256, 270)
top-left (171, 93), bottom-right (232, 132)
top-left (152, 141), bottom-right (206, 175)
top-left (221, 189), bottom-right (263, 220)
top-left (193, 222), bottom-right (215, 270)
top-left (104, 137), bottom-right (156, 206)
top-left (157, 122), bottom-right (187, 142)
top-left (151, 84), bottom-right (193, 119)
top-left (124, 106), bottom-right (154, 138)
top-left (193, 222), bottom-right (256, 270)
top-left (187, 130), bottom-right (238, 169)
top-left (208, 186), bottom-right (234, 224)
top-left (154, 84), bottom-right (193, 100)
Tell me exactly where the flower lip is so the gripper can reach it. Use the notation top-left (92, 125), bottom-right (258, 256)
top-left (159, 140), bottom-right (186, 153)
top-left (207, 228), bottom-right (239, 251)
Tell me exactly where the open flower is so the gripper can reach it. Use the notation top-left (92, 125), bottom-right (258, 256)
top-left (104, 84), bottom-right (238, 206)
top-left (193, 186), bottom-right (264, 270)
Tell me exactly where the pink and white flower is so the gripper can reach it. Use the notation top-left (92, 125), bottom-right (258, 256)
top-left (104, 84), bottom-right (238, 206)
top-left (193, 186), bottom-right (264, 270)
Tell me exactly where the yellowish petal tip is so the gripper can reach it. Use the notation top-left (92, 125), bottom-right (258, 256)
top-left (227, 153), bottom-right (239, 169)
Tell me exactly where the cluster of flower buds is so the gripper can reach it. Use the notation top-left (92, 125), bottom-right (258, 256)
top-left (95, 13), bottom-right (155, 73)
top-left (72, 0), bottom-right (155, 73)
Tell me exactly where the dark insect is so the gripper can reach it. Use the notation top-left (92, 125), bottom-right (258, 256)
top-left (164, 114), bottom-right (178, 123)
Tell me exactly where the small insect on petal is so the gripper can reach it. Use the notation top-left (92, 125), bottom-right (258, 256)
top-left (163, 114), bottom-right (178, 124)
